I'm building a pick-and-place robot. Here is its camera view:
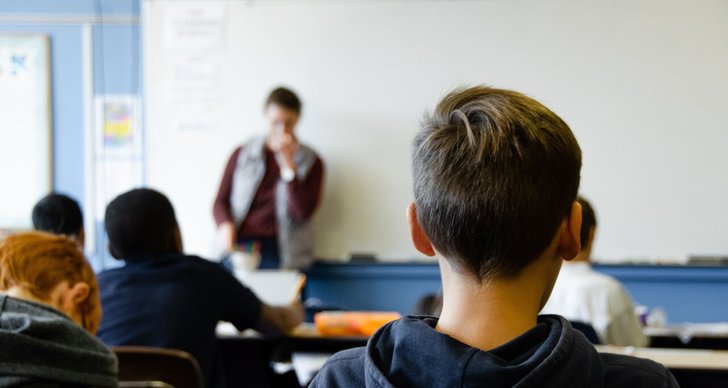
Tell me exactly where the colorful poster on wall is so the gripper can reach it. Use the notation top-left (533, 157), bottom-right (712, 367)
top-left (103, 100), bottom-right (134, 147)
top-left (95, 95), bottom-right (141, 157)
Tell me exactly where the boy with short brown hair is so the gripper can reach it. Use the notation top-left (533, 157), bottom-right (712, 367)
top-left (311, 86), bottom-right (677, 387)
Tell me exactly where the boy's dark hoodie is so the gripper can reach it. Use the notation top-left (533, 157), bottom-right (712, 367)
top-left (311, 315), bottom-right (678, 387)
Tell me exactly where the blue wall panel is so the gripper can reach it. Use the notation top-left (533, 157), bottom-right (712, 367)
top-left (0, 24), bottom-right (86, 203)
top-left (595, 265), bottom-right (728, 323)
top-left (93, 24), bottom-right (141, 95)
top-left (0, 0), bottom-right (139, 16)
top-left (0, 0), bottom-right (141, 268)
top-left (305, 263), bottom-right (442, 315)
top-left (305, 262), bottom-right (728, 324)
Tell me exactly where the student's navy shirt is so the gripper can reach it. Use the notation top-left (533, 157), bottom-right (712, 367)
top-left (97, 253), bottom-right (262, 387)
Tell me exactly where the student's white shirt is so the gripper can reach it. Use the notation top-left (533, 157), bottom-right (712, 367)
top-left (541, 262), bottom-right (648, 347)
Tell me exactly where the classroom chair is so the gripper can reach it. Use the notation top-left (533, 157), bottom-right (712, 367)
top-left (113, 346), bottom-right (204, 388)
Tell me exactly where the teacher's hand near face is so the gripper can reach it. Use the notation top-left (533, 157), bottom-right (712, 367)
top-left (270, 131), bottom-right (300, 172)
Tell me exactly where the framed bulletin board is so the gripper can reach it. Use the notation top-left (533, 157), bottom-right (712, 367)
top-left (0, 34), bottom-right (52, 230)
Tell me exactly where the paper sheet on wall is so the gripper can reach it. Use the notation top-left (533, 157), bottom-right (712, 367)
top-left (161, 3), bottom-right (225, 133)
top-left (162, 3), bottom-right (226, 51)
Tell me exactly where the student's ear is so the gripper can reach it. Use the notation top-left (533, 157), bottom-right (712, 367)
top-left (173, 226), bottom-right (184, 253)
top-left (407, 203), bottom-right (436, 257)
top-left (67, 282), bottom-right (90, 305)
top-left (76, 228), bottom-right (85, 250)
top-left (56, 282), bottom-right (89, 316)
top-left (58, 282), bottom-right (91, 330)
top-left (108, 243), bottom-right (122, 260)
top-left (559, 201), bottom-right (582, 261)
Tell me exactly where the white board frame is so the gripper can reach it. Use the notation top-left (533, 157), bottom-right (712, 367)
top-left (144, 1), bottom-right (728, 262)
top-left (0, 34), bottom-right (52, 230)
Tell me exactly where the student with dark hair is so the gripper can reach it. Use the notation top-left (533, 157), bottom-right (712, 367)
top-left (541, 196), bottom-right (648, 347)
top-left (32, 193), bottom-right (85, 248)
top-left (311, 86), bottom-right (677, 387)
top-left (213, 86), bottom-right (324, 269)
top-left (97, 188), bottom-right (303, 387)
top-left (0, 232), bottom-right (117, 387)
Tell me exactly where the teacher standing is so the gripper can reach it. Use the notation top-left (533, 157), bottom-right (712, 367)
top-left (213, 87), bottom-right (324, 269)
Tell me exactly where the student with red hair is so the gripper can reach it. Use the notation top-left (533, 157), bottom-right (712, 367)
top-left (0, 232), bottom-right (117, 387)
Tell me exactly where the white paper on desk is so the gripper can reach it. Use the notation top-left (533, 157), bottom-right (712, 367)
top-left (233, 269), bottom-right (302, 305)
top-left (292, 352), bottom-right (333, 386)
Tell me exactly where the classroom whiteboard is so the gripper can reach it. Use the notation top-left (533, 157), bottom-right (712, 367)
top-left (0, 35), bottom-right (51, 230)
top-left (144, 0), bottom-right (728, 263)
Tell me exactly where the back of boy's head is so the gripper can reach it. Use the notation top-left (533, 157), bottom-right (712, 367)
top-left (105, 188), bottom-right (179, 260)
top-left (32, 193), bottom-right (83, 237)
top-left (413, 85), bottom-right (582, 279)
top-left (0, 231), bottom-right (101, 334)
top-left (577, 196), bottom-right (597, 247)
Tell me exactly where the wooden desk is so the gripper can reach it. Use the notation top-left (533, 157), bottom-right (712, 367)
top-left (217, 324), bottom-right (367, 388)
top-left (646, 323), bottom-right (728, 350)
top-left (597, 346), bottom-right (728, 370)
top-left (219, 324), bottom-right (728, 387)
top-left (598, 346), bottom-right (728, 386)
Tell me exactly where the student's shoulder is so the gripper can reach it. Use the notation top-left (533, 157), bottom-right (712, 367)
top-left (183, 255), bottom-right (232, 276)
top-left (325, 347), bottom-right (366, 364)
top-left (96, 265), bottom-right (127, 281)
top-left (310, 347), bottom-right (367, 387)
top-left (600, 353), bottom-right (679, 387)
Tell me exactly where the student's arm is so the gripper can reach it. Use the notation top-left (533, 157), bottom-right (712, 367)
top-left (606, 312), bottom-right (648, 347)
top-left (605, 287), bottom-right (649, 347)
top-left (213, 147), bottom-right (242, 249)
top-left (257, 301), bottom-right (305, 335)
top-left (218, 266), bottom-right (304, 334)
top-left (286, 157), bottom-right (324, 221)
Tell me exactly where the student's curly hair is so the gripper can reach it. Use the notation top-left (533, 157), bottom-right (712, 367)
top-left (0, 231), bottom-right (101, 334)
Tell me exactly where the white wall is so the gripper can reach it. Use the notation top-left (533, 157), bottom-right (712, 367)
top-left (144, 0), bottom-right (728, 262)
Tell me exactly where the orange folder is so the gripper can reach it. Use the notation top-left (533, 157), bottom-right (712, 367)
top-left (314, 311), bottom-right (401, 337)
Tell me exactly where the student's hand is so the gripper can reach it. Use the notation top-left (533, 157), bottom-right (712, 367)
top-left (220, 221), bottom-right (237, 252)
top-left (287, 300), bottom-right (305, 329)
top-left (261, 302), bottom-right (304, 334)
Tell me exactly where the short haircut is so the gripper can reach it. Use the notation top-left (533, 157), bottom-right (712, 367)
top-left (413, 86), bottom-right (582, 279)
top-left (32, 193), bottom-right (83, 236)
top-left (0, 231), bottom-right (101, 334)
top-left (577, 196), bottom-right (597, 247)
top-left (265, 87), bottom-right (302, 114)
top-left (105, 188), bottom-right (178, 260)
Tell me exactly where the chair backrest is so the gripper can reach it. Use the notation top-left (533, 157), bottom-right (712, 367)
top-left (570, 321), bottom-right (601, 344)
top-left (113, 346), bottom-right (204, 388)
